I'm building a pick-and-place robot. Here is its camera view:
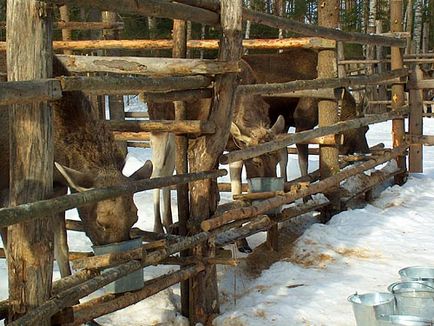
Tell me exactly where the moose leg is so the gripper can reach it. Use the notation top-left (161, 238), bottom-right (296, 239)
top-left (153, 189), bottom-right (164, 234)
top-left (278, 147), bottom-right (288, 182)
top-left (229, 161), bottom-right (252, 253)
top-left (162, 187), bottom-right (173, 233)
top-left (296, 143), bottom-right (309, 177)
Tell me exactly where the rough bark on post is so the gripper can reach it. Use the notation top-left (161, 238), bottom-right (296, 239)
top-left (59, 5), bottom-right (72, 55)
top-left (6, 0), bottom-right (54, 323)
top-left (376, 20), bottom-right (388, 113)
top-left (391, 0), bottom-right (408, 184)
top-left (172, 19), bottom-right (190, 319)
top-left (317, 0), bottom-right (341, 214)
top-left (188, 0), bottom-right (242, 324)
top-left (366, 0), bottom-right (379, 114)
top-left (408, 66), bottom-right (423, 173)
top-left (102, 11), bottom-right (127, 157)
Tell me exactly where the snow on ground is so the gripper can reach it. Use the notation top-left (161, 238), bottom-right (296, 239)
top-left (2, 115), bottom-right (434, 325)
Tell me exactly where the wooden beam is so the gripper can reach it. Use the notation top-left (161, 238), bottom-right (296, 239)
top-left (237, 68), bottom-right (409, 96)
top-left (113, 132), bottom-right (150, 141)
top-left (0, 169), bottom-right (227, 228)
top-left (108, 120), bottom-right (215, 134)
top-left (6, 0), bottom-right (54, 323)
top-left (47, 0), bottom-right (220, 27)
top-left (407, 135), bottom-right (434, 146)
top-left (56, 55), bottom-right (239, 76)
top-left (220, 108), bottom-right (409, 164)
top-left (206, 145), bottom-right (407, 231)
top-left (138, 88), bottom-right (213, 103)
top-left (60, 75), bottom-right (212, 94)
top-left (407, 79), bottom-right (434, 90)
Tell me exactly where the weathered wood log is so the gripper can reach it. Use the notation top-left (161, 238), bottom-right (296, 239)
top-left (56, 55), bottom-right (238, 76)
top-left (126, 141), bottom-right (151, 148)
top-left (52, 269), bottom-right (100, 295)
top-left (237, 68), bottom-right (409, 96)
top-left (47, 0), bottom-right (220, 27)
top-left (61, 75), bottom-right (211, 94)
top-left (175, 0), bottom-right (406, 47)
top-left (233, 191), bottom-right (284, 201)
top-left (408, 67), bottom-right (424, 173)
top-left (220, 108), bottom-right (409, 165)
top-left (108, 120), bottom-right (215, 134)
top-left (59, 5), bottom-right (72, 55)
top-left (0, 21), bottom-right (124, 30)
top-left (390, 0), bottom-right (407, 185)
top-left (125, 112), bottom-right (149, 118)
top-left (21, 37), bottom-right (335, 51)
top-left (267, 88), bottom-right (337, 100)
top-left (299, 134), bottom-right (344, 145)
top-left (0, 247), bottom-right (91, 261)
top-left (6, 1), bottom-right (54, 323)
top-left (60, 75), bottom-right (212, 94)
top-left (113, 132), bottom-right (150, 141)
top-left (206, 145), bottom-right (408, 231)
top-left (61, 265), bottom-right (205, 326)
top-left (406, 135), bottom-right (434, 146)
top-left (407, 78), bottom-right (434, 90)
top-left (0, 169), bottom-right (227, 227)
top-left (0, 79), bottom-right (62, 105)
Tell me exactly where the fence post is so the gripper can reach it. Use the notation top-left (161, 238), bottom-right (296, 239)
top-left (6, 0), bottom-right (54, 323)
top-left (317, 0), bottom-right (341, 216)
top-left (409, 66), bottom-right (424, 173)
top-left (188, 0), bottom-right (243, 324)
top-left (172, 18), bottom-right (191, 318)
top-left (390, 0), bottom-right (408, 184)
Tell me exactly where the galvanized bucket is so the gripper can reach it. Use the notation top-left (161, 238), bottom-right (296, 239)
top-left (247, 177), bottom-right (284, 215)
top-left (400, 267), bottom-right (434, 288)
top-left (377, 315), bottom-right (433, 326)
top-left (388, 281), bottom-right (434, 319)
top-left (92, 237), bottom-right (144, 294)
top-left (348, 292), bottom-right (396, 326)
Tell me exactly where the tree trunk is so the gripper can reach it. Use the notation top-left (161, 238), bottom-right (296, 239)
top-left (59, 6), bottom-right (72, 55)
top-left (102, 11), bottom-right (127, 158)
top-left (6, 0), bottom-right (54, 324)
top-left (365, 0), bottom-right (378, 114)
top-left (317, 0), bottom-right (340, 214)
top-left (405, 0), bottom-right (414, 54)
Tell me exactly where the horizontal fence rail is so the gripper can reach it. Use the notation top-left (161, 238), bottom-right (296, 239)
top-left (108, 120), bottom-right (215, 134)
top-left (0, 21), bottom-right (124, 30)
top-left (56, 55), bottom-right (239, 76)
top-left (237, 68), bottom-right (409, 96)
top-left (0, 169), bottom-right (227, 228)
top-left (220, 107), bottom-right (410, 164)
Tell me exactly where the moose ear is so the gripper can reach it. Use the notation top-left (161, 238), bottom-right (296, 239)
top-left (54, 162), bottom-right (94, 193)
top-left (129, 160), bottom-right (153, 181)
top-left (269, 115), bottom-right (285, 135)
top-left (230, 122), bottom-right (253, 145)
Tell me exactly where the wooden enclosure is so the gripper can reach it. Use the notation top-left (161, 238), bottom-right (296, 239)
top-left (0, 0), bottom-right (432, 325)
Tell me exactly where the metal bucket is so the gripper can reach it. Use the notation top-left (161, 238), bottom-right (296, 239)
top-left (388, 281), bottom-right (434, 318)
top-left (378, 315), bottom-right (433, 326)
top-left (348, 292), bottom-right (396, 326)
top-left (92, 237), bottom-right (144, 294)
top-left (247, 177), bottom-right (284, 215)
top-left (400, 267), bottom-right (434, 288)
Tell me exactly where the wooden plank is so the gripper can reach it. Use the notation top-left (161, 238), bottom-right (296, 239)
top-left (56, 55), bottom-right (239, 76)
top-left (6, 1), bottom-right (54, 324)
top-left (0, 169), bottom-right (227, 228)
top-left (108, 120), bottom-right (215, 134)
top-left (47, 0), bottom-right (220, 27)
top-left (220, 108), bottom-right (409, 165)
top-left (0, 21), bottom-right (124, 30)
top-left (409, 67), bottom-right (424, 173)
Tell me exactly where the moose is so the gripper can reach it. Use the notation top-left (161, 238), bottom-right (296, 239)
top-left (147, 48), bottom-right (370, 253)
top-left (0, 56), bottom-right (153, 278)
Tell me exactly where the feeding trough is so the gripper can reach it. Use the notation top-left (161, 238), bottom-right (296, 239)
top-left (92, 237), bottom-right (144, 294)
top-left (348, 292), bottom-right (396, 326)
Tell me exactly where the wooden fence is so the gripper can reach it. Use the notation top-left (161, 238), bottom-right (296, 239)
top-left (0, 0), bottom-right (431, 325)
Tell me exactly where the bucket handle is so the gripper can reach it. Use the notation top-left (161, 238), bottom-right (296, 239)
top-left (389, 281), bottom-right (434, 293)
